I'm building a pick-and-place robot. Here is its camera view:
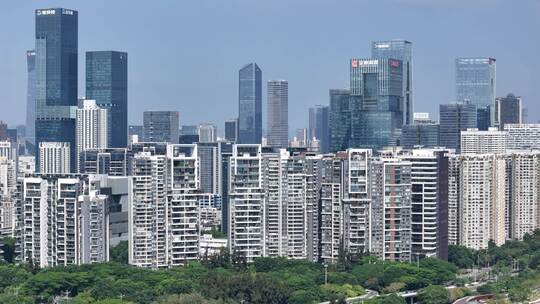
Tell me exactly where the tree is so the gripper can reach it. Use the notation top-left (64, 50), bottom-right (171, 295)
top-left (448, 245), bottom-right (475, 269)
top-left (110, 241), bottom-right (128, 264)
top-left (417, 285), bottom-right (450, 304)
top-left (1, 237), bottom-right (15, 263)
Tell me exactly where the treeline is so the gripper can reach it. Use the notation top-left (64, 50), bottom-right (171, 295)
top-left (0, 244), bottom-right (459, 304)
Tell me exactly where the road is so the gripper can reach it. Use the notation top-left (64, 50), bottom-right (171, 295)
top-left (318, 289), bottom-right (379, 304)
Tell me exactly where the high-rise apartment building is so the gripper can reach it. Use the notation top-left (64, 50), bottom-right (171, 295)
top-left (76, 100), bottom-right (108, 172)
top-left (78, 148), bottom-right (128, 176)
top-left (267, 80), bottom-right (289, 148)
top-left (460, 128), bottom-right (507, 154)
top-left (448, 154), bottom-right (506, 250)
top-left (309, 105), bottom-right (329, 153)
top-left (372, 40), bottom-right (413, 125)
top-left (329, 89), bottom-right (351, 153)
top-left (456, 58), bottom-right (496, 128)
top-left (370, 156), bottom-right (412, 262)
top-left (35, 8), bottom-right (78, 172)
top-left (496, 94), bottom-right (522, 130)
top-left (350, 58), bottom-right (404, 150)
top-left (86, 51), bottom-right (128, 148)
top-left (238, 63), bottom-right (262, 144)
top-left (26, 50), bottom-right (36, 154)
top-left (504, 124), bottom-right (540, 150)
top-left (39, 142), bottom-right (71, 174)
top-left (143, 111), bottom-right (179, 144)
top-left (128, 144), bottom-right (200, 268)
top-left (397, 148), bottom-right (450, 260)
top-left (439, 102), bottom-right (477, 152)
top-left (16, 174), bottom-right (109, 267)
top-left (228, 145), bottom-right (265, 261)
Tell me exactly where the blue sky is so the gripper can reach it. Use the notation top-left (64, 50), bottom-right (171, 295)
top-left (1, 0), bottom-right (539, 134)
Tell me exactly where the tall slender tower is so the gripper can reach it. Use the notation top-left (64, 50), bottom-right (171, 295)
top-left (86, 51), bottom-right (128, 148)
top-left (25, 50), bottom-right (36, 154)
top-left (35, 8), bottom-right (78, 172)
top-left (238, 63), bottom-right (262, 144)
top-left (267, 80), bottom-right (288, 148)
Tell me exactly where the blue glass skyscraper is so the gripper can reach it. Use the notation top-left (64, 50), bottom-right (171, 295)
top-left (86, 51), bottom-right (128, 148)
top-left (238, 63), bottom-right (262, 144)
top-left (35, 8), bottom-right (78, 172)
top-left (372, 40), bottom-right (413, 125)
top-left (26, 50), bottom-right (36, 154)
top-left (350, 58), bottom-right (404, 151)
top-left (309, 105), bottom-right (329, 153)
top-left (456, 58), bottom-right (496, 128)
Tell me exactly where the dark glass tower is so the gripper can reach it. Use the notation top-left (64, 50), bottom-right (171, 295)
top-left (26, 50), bottom-right (37, 154)
top-left (372, 40), bottom-right (413, 125)
top-left (238, 63), bottom-right (262, 144)
top-left (35, 8), bottom-right (78, 172)
top-left (496, 94), bottom-right (522, 130)
top-left (329, 89), bottom-right (351, 153)
top-left (143, 111), bottom-right (179, 143)
top-left (439, 102), bottom-right (477, 152)
top-left (224, 119), bottom-right (238, 142)
top-left (309, 105), bottom-right (329, 153)
top-left (86, 51), bottom-right (128, 148)
top-left (350, 58), bottom-right (404, 151)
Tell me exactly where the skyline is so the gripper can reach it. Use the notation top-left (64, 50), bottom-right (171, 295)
top-left (1, 0), bottom-right (540, 133)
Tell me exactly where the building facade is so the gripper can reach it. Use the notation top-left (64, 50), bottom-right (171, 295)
top-left (238, 63), bottom-right (262, 144)
top-left (267, 80), bottom-right (289, 148)
top-left (86, 51), bottom-right (128, 148)
top-left (372, 40), bottom-right (413, 125)
top-left (143, 111), bottom-right (179, 144)
top-left (35, 8), bottom-right (78, 172)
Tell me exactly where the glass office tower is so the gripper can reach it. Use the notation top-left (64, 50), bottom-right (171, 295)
top-left (372, 40), bottom-right (413, 125)
top-left (35, 8), bottom-right (78, 172)
top-left (456, 58), bottom-right (496, 128)
top-left (496, 94), bottom-right (522, 129)
top-left (350, 58), bottom-right (404, 151)
top-left (308, 105), bottom-right (329, 153)
top-left (439, 102), bottom-right (477, 152)
top-left (143, 111), bottom-right (179, 143)
top-left (26, 50), bottom-right (36, 154)
top-left (329, 89), bottom-right (351, 153)
top-left (224, 119), bottom-right (238, 142)
top-left (238, 63), bottom-right (262, 144)
top-left (86, 51), bottom-right (128, 148)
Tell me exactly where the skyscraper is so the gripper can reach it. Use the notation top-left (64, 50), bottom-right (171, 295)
top-left (496, 94), bottom-right (522, 129)
top-left (224, 119), bottom-right (238, 143)
top-left (267, 80), bottom-right (288, 148)
top-left (35, 8), bottom-right (78, 172)
top-left (439, 102), bottom-right (477, 152)
top-left (329, 89), bottom-right (351, 153)
top-left (76, 100), bottom-right (108, 172)
top-left (143, 111), bottom-right (179, 143)
top-left (309, 105), bottom-right (329, 153)
top-left (26, 50), bottom-right (36, 154)
top-left (86, 51), bottom-right (128, 148)
top-left (350, 58), bottom-right (404, 150)
top-left (372, 40), bottom-right (413, 125)
top-left (456, 58), bottom-right (496, 127)
top-left (238, 63), bottom-right (262, 144)
top-left (198, 123), bottom-right (217, 143)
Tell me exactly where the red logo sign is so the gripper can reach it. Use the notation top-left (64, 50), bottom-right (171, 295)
top-left (390, 60), bottom-right (400, 68)
top-left (351, 60), bottom-right (358, 68)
